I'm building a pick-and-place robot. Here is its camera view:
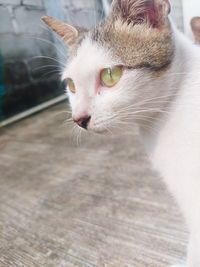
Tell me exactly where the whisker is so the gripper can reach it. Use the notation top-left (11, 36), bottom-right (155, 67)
top-left (38, 24), bottom-right (70, 50)
top-left (30, 56), bottom-right (66, 68)
top-left (55, 110), bottom-right (72, 116)
top-left (23, 35), bottom-right (67, 61)
top-left (32, 65), bottom-right (62, 72)
top-left (40, 69), bottom-right (63, 79)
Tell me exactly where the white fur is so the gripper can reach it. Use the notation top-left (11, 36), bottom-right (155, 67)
top-left (63, 23), bottom-right (200, 267)
top-left (147, 29), bottom-right (200, 267)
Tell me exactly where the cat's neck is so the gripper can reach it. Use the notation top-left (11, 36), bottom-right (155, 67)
top-left (139, 24), bottom-right (200, 154)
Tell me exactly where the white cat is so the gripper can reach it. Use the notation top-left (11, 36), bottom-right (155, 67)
top-left (42, 0), bottom-right (200, 266)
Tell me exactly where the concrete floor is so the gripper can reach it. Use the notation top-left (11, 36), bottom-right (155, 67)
top-left (0, 102), bottom-right (187, 267)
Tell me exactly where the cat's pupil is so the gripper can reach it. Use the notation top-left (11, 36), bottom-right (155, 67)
top-left (108, 68), bottom-right (112, 78)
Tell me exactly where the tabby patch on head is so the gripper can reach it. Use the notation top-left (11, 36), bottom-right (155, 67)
top-left (42, 0), bottom-right (174, 70)
top-left (92, 0), bottom-right (174, 70)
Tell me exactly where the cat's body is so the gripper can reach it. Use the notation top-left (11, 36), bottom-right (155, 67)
top-left (142, 28), bottom-right (200, 266)
top-left (42, 1), bottom-right (200, 266)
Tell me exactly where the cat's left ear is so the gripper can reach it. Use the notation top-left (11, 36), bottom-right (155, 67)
top-left (111, 0), bottom-right (171, 28)
top-left (42, 16), bottom-right (79, 46)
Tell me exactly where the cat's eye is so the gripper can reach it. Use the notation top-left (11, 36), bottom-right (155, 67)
top-left (100, 66), bottom-right (123, 87)
top-left (66, 78), bottom-right (76, 94)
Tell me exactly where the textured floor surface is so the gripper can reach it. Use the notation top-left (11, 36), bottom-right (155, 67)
top-left (0, 102), bottom-right (188, 267)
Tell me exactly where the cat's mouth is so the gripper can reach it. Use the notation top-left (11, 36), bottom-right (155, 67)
top-left (88, 118), bottom-right (114, 134)
top-left (89, 126), bottom-right (109, 134)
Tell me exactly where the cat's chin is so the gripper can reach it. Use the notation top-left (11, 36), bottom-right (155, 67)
top-left (89, 125), bottom-right (124, 136)
top-left (89, 127), bottom-right (109, 135)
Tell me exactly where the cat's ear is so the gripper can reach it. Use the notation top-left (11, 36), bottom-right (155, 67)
top-left (191, 17), bottom-right (200, 44)
top-left (111, 0), bottom-right (171, 28)
top-left (41, 16), bottom-right (79, 46)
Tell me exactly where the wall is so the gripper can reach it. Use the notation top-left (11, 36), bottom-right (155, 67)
top-left (0, 0), bottom-right (65, 120)
top-left (61, 0), bottom-right (103, 28)
top-left (0, 0), bottom-right (103, 121)
top-left (0, 50), bottom-right (4, 120)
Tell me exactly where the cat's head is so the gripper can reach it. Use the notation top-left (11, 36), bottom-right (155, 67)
top-left (42, 0), bottom-right (174, 133)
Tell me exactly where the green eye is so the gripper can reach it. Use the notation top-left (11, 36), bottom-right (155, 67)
top-left (66, 78), bottom-right (76, 94)
top-left (100, 66), bottom-right (123, 87)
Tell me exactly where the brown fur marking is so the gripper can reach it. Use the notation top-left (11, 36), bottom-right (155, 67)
top-left (91, 16), bottom-right (174, 71)
top-left (42, 1), bottom-right (175, 73)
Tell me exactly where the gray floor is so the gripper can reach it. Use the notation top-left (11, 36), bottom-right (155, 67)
top-left (0, 102), bottom-right (188, 267)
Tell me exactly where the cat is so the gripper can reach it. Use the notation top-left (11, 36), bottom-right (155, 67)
top-left (191, 17), bottom-right (200, 44)
top-left (42, 0), bottom-right (200, 266)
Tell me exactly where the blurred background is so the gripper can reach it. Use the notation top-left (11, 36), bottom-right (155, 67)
top-left (0, 0), bottom-right (200, 127)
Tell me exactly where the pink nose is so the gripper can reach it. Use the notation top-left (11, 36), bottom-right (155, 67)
top-left (73, 116), bottom-right (91, 129)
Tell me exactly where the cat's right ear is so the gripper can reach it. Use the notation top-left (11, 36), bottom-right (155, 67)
top-left (41, 16), bottom-right (79, 46)
top-left (111, 0), bottom-right (171, 28)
